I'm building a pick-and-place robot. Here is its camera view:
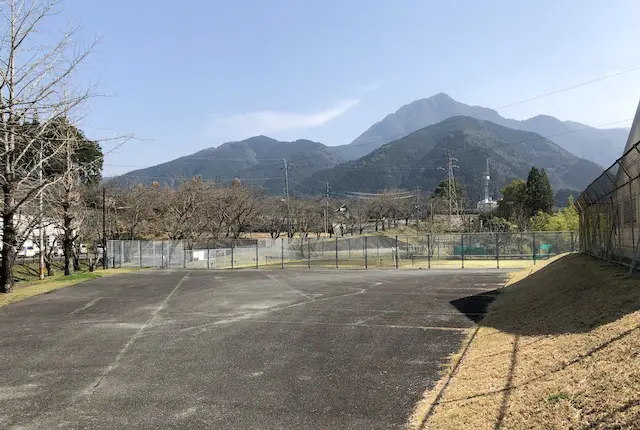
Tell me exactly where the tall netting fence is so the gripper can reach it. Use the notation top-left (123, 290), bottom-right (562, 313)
top-left (106, 232), bottom-right (576, 270)
top-left (107, 240), bottom-right (185, 268)
top-left (576, 139), bottom-right (640, 271)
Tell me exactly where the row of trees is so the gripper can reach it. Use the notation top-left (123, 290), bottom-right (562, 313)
top-left (103, 167), bottom-right (572, 244)
top-left (489, 166), bottom-right (577, 231)
top-left (102, 179), bottom-right (463, 243)
top-left (0, 0), bottom-right (110, 293)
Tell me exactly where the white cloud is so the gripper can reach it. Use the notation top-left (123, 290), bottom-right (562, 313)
top-left (206, 98), bottom-right (359, 142)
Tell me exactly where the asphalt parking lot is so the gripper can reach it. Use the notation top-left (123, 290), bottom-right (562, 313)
top-left (0, 269), bottom-right (509, 429)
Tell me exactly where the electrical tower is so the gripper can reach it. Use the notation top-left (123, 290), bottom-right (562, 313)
top-left (443, 150), bottom-right (459, 229)
top-left (483, 158), bottom-right (491, 203)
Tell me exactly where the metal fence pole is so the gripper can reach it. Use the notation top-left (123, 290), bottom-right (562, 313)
top-left (395, 235), bottom-right (399, 269)
top-left (496, 232), bottom-right (500, 269)
top-left (255, 240), bottom-right (259, 269)
top-left (461, 233), bottom-right (465, 269)
top-left (335, 236), bottom-right (339, 269)
top-left (570, 231), bottom-right (575, 252)
top-left (307, 238), bottom-right (311, 269)
top-left (120, 241), bottom-right (124, 268)
top-left (364, 236), bottom-right (368, 269)
top-left (207, 240), bottom-right (211, 270)
top-left (139, 241), bottom-right (142, 268)
top-left (161, 240), bottom-right (165, 268)
top-left (183, 243), bottom-right (187, 269)
top-left (231, 242), bottom-right (234, 270)
top-left (281, 239), bottom-right (284, 269)
top-left (406, 236), bottom-right (410, 260)
top-left (153, 241), bottom-right (156, 268)
top-left (532, 233), bottom-right (536, 265)
top-left (555, 232), bottom-right (560, 256)
top-left (427, 234), bottom-right (431, 269)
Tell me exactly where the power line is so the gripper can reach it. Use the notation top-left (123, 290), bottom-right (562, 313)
top-left (327, 66), bottom-right (640, 154)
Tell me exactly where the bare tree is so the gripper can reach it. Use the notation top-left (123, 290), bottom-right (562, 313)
top-left (290, 197), bottom-right (323, 238)
top-left (0, 0), bottom-right (97, 292)
top-left (258, 197), bottom-right (287, 239)
top-left (221, 181), bottom-right (263, 239)
top-left (156, 178), bottom-right (209, 240)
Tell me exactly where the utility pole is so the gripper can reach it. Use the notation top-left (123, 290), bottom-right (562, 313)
top-left (447, 150), bottom-right (453, 221)
top-left (414, 188), bottom-right (420, 234)
top-left (283, 159), bottom-right (291, 237)
top-left (38, 132), bottom-right (44, 280)
top-left (325, 182), bottom-right (330, 236)
top-left (102, 187), bottom-right (107, 270)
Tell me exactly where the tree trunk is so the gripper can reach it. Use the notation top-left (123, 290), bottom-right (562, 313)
top-left (63, 212), bottom-right (74, 276)
top-left (45, 256), bottom-right (54, 277)
top-left (0, 206), bottom-right (17, 293)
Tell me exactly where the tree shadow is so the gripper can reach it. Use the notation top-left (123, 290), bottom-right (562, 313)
top-left (450, 254), bottom-right (640, 336)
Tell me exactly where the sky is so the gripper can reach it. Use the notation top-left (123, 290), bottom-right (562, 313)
top-left (51, 0), bottom-right (640, 176)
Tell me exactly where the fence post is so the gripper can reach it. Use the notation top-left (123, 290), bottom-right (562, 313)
top-left (119, 241), bottom-right (124, 268)
top-left (395, 235), bottom-right (399, 269)
top-left (152, 241), bottom-right (156, 268)
top-left (494, 232), bottom-right (499, 269)
top-left (207, 240), bottom-right (211, 270)
top-left (570, 231), bottom-right (575, 252)
top-left (306, 238), bottom-right (310, 269)
top-left (281, 238), bottom-right (284, 269)
top-left (103, 240), bottom-right (108, 270)
top-left (335, 236), bottom-right (339, 269)
top-left (364, 236), bottom-right (368, 269)
top-left (403, 236), bottom-right (408, 261)
top-left (461, 233), bottom-right (465, 269)
top-left (161, 240), bottom-right (165, 268)
top-left (532, 233), bottom-right (536, 265)
top-left (555, 232), bottom-right (560, 256)
top-left (255, 240), bottom-right (259, 269)
top-left (183, 243), bottom-right (187, 269)
top-left (427, 234), bottom-right (431, 269)
top-left (139, 241), bottom-right (142, 268)
top-left (231, 242), bottom-right (234, 270)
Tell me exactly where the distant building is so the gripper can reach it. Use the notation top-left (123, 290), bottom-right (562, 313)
top-left (0, 215), bottom-right (63, 251)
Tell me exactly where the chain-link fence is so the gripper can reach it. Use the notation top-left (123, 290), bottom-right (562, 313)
top-left (106, 232), bottom-right (576, 270)
top-left (576, 138), bottom-right (640, 271)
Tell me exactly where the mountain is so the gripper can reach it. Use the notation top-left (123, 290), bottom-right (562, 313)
top-left (113, 136), bottom-right (344, 194)
top-left (297, 116), bottom-right (604, 203)
top-left (336, 93), bottom-right (628, 166)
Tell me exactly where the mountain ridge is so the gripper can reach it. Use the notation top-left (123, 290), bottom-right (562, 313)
top-left (113, 135), bottom-right (344, 194)
top-left (298, 116), bottom-right (604, 202)
top-left (337, 93), bottom-right (628, 166)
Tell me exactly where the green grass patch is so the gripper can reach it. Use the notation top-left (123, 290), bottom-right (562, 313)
top-left (547, 392), bottom-right (571, 403)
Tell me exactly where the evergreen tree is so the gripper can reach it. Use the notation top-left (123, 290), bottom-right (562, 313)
top-left (525, 167), bottom-right (554, 216)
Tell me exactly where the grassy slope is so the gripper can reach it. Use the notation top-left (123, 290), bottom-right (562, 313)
top-left (416, 254), bottom-right (640, 429)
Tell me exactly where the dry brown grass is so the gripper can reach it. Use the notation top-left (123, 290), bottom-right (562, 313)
top-left (415, 254), bottom-right (640, 430)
